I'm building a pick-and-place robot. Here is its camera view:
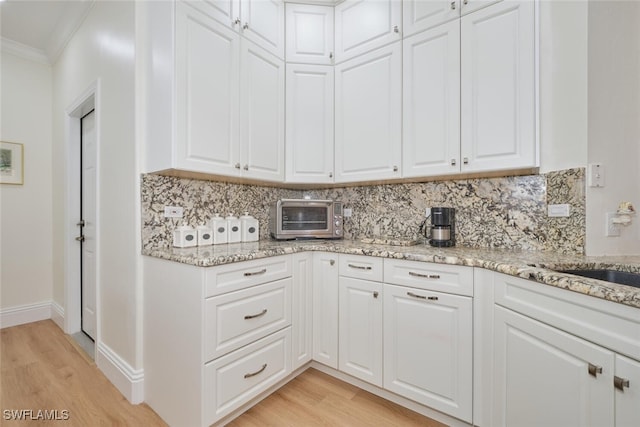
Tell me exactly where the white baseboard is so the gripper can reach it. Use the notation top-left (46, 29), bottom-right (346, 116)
top-left (0, 301), bottom-right (52, 329)
top-left (96, 341), bottom-right (144, 404)
top-left (51, 301), bottom-right (65, 330)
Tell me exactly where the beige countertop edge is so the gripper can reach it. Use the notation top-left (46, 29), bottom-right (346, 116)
top-left (142, 241), bottom-right (640, 309)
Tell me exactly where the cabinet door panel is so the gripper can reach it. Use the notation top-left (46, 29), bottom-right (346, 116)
top-left (461, 0), bottom-right (536, 172)
top-left (285, 64), bottom-right (334, 183)
top-left (384, 284), bottom-right (473, 422)
top-left (292, 253), bottom-right (314, 370)
top-left (312, 253), bottom-right (339, 368)
top-left (403, 20), bottom-right (460, 177)
top-left (335, 43), bottom-right (402, 182)
top-left (615, 354), bottom-right (640, 427)
top-left (493, 306), bottom-right (614, 427)
top-left (339, 277), bottom-right (383, 386)
top-left (335, 0), bottom-right (402, 63)
top-left (175, 3), bottom-right (240, 175)
top-left (240, 0), bottom-right (284, 59)
top-left (240, 40), bottom-right (285, 181)
top-left (403, 0), bottom-right (459, 37)
top-left (184, 0), bottom-right (239, 29)
top-left (286, 3), bottom-right (334, 65)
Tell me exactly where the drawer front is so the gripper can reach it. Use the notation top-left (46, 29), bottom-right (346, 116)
top-left (383, 259), bottom-right (473, 296)
top-left (339, 255), bottom-right (384, 282)
top-left (493, 272), bottom-right (640, 360)
top-left (205, 278), bottom-right (292, 361)
top-left (205, 328), bottom-right (292, 425)
top-left (205, 255), bottom-right (292, 297)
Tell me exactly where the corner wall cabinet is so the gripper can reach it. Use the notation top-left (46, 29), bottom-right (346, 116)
top-left (285, 3), bottom-right (334, 65)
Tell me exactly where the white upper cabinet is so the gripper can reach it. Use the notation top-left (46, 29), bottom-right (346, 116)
top-left (240, 39), bottom-right (285, 181)
top-left (286, 64), bottom-right (334, 183)
top-left (334, 0), bottom-right (402, 63)
top-left (286, 3), bottom-right (334, 65)
top-left (403, 0), bottom-right (460, 37)
top-left (335, 42), bottom-right (402, 183)
top-left (403, 20), bottom-right (460, 177)
top-left (240, 0), bottom-right (285, 59)
top-left (460, 0), bottom-right (537, 172)
top-left (186, 0), bottom-right (285, 59)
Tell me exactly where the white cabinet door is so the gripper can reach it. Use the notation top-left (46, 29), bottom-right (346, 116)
top-left (312, 253), bottom-right (339, 369)
top-left (240, 0), bottom-right (285, 59)
top-left (493, 305), bottom-right (614, 427)
top-left (175, 2), bottom-right (241, 176)
top-left (184, 0), bottom-right (239, 29)
top-left (461, 0), bottom-right (503, 16)
top-left (334, 0), bottom-right (402, 63)
top-left (460, 0), bottom-right (536, 172)
top-left (285, 3), bottom-right (334, 65)
top-left (383, 284), bottom-right (473, 422)
top-left (285, 64), bottom-right (334, 183)
top-left (335, 42), bottom-right (402, 183)
top-left (403, 20), bottom-right (460, 177)
top-left (403, 0), bottom-right (459, 37)
top-left (292, 253), bottom-right (313, 370)
top-left (615, 354), bottom-right (640, 427)
top-left (339, 277), bottom-right (383, 387)
top-left (240, 39), bottom-right (285, 182)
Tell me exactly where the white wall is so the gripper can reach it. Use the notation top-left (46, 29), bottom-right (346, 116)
top-left (51, 0), bottom-right (141, 372)
top-left (585, 1), bottom-right (640, 255)
top-left (538, 0), bottom-right (588, 173)
top-left (0, 52), bottom-right (53, 310)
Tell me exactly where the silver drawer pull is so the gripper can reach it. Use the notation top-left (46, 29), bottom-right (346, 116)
top-left (348, 263), bottom-right (372, 270)
top-left (244, 268), bottom-right (267, 277)
top-left (588, 363), bottom-right (603, 377)
top-left (614, 376), bottom-right (630, 391)
top-left (407, 292), bottom-right (426, 299)
top-left (409, 271), bottom-right (440, 279)
top-left (244, 363), bottom-right (267, 379)
top-left (244, 309), bottom-right (267, 320)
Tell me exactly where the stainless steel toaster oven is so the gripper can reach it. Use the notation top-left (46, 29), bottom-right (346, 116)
top-left (269, 199), bottom-right (343, 240)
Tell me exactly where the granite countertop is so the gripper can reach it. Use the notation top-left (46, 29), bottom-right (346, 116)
top-left (142, 240), bottom-right (640, 309)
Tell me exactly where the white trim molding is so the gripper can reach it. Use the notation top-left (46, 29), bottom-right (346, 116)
top-left (1, 37), bottom-right (50, 65)
top-left (0, 301), bottom-right (52, 329)
top-left (51, 301), bottom-right (65, 330)
top-left (96, 342), bottom-right (144, 404)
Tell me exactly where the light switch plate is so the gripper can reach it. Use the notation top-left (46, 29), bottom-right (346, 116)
top-left (605, 212), bottom-right (620, 236)
top-left (588, 163), bottom-right (605, 187)
top-left (548, 204), bottom-right (571, 217)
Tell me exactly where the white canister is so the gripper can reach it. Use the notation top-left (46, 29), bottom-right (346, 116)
top-left (240, 212), bottom-right (259, 242)
top-left (210, 213), bottom-right (228, 245)
top-left (196, 225), bottom-right (213, 246)
top-left (173, 224), bottom-right (197, 248)
top-left (226, 213), bottom-right (242, 243)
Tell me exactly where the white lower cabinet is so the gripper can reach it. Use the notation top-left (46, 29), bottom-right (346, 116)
top-left (383, 283), bottom-right (473, 423)
top-left (312, 252), bottom-right (339, 369)
top-left (291, 253), bottom-right (313, 370)
top-left (493, 305), bottom-right (614, 427)
top-left (338, 277), bottom-right (383, 386)
top-left (615, 354), bottom-right (640, 427)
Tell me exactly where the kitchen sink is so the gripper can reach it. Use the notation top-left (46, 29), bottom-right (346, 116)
top-left (559, 269), bottom-right (640, 288)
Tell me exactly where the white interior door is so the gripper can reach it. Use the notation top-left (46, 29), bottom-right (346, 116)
top-left (81, 110), bottom-right (97, 340)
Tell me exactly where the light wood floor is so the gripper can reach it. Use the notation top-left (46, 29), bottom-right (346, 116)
top-left (1, 320), bottom-right (446, 426)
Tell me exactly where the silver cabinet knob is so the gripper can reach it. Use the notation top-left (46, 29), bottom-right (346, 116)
top-left (75, 235), bottom-right (85, 242)
top-left (451, 159), bottom-right (456, 166)
top-left (329, 52), bottom-right (334, 59)
top-left (393, 165), bottom-right (398, 172)
top-left (373, 291), bottom-right (379, 299)
top-left (77, 220), bottom-right (85, 227)
top-left (329, 172), bottom-right (333, 178)
top-left (243, 164), bottom-right (249, 171)
top-left (463, 157), bottom-right (469, 165)
top-left (463, 0), bottom-right (468, 4)
top-left (234, 18), bottom-right (241, 26)
top-left (451, 1), bottom-right (456, 10)
top-left (393, 25), bottom-right (399, 34)
top-left (243, 23), bottom-right (249, 30)
top-left (234, 163), bottom-right (241, 169)
top-left (330, 259), bottom-right (335, 266)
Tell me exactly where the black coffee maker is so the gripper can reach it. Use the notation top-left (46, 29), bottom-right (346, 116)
top-left (428, 207), bottom-right (455, 247)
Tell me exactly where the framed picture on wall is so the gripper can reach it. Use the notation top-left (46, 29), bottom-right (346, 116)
top-left (0, 141), bottom-right (24, 185)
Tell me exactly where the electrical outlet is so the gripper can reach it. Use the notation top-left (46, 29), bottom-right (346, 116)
top-left (425, 207), bottom-right (430, 217)
top-left (588, 163), bottom-right (605, 187)
top-left (343, 208), bottom-right (352, 217)
top-left (164, 206), bottom-right (184, 218)
top-left (548, 204), bottom-right (570, 217)
top-left (605, 212), bottom-right (620, 237)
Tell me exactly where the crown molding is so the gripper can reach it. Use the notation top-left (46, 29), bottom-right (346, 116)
top-left (45, 0), bottom-right (95, 64)
top-left (1, 37), bottom-right (50, 65)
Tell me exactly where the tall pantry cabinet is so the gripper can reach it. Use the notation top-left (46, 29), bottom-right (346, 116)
top-left (144, 0), bottom-right (285, 182)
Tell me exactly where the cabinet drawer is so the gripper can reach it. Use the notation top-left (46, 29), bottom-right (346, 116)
top-left (204, 328), bottom-right (291, 425)
top-left (205, 278), bottom-right (292, 361)
top-left (383, 259), bottom-right (473, 296)
top-left (205, 255), bottom-right (292, 297)
top-left (339, 255), bottom-right (383, 281)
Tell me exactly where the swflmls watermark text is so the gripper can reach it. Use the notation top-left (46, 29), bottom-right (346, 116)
top-left (3, 409), bottom-right (70, 421)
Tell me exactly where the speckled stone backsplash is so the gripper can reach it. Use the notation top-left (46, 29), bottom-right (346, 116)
top-left (141, 168), bottom-right (585, 254)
